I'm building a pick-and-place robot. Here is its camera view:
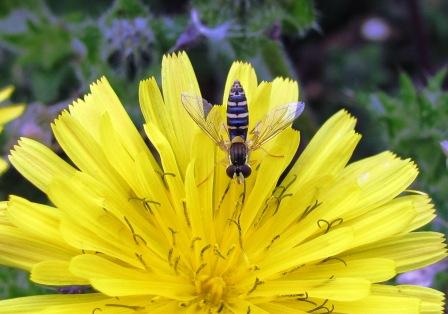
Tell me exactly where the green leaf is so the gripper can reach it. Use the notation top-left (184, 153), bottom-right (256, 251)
top-left (428, 68), bottom-right (447, 91)
top-left (398, 73), bottom-right (417, 106)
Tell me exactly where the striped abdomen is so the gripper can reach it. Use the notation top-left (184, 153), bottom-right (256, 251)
top-left (227, 80), bottom-right (249, 141)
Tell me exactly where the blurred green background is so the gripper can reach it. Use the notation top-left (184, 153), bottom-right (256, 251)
top-left (0, 0), bottom-right (446, 304)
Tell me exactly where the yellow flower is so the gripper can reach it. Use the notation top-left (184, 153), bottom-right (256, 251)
top-left (0, 52), bottom-right (446, 313)
top-left (0, 86), bottom-right (25, 174)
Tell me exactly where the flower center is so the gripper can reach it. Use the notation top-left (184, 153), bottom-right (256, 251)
top-left (200, 276), bottom-right (227, 305)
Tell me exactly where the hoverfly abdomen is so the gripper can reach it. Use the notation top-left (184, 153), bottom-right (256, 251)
top-left (227, 80), bottom-right (249, 141)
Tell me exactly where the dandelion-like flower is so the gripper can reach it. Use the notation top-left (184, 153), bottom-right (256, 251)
top-left (0, 52), bottom-right (446, 313)
top-left (0, 86), bottom-right (25, 174)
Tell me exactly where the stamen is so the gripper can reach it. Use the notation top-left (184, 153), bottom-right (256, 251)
top-left (156, 171), bottom-right (176, 188)
top-left (182, 200), bottom-right (191, 227)
top-left (196, 170), bottom-right (213, 187)
top-left (248, 265), bottom-right (260, 271)
top-left (168, 227), bottom-right (177, 246)
top-left (319, 257), bottom-right (347, 266)
top-left (190, 236), bottom-right (202, 249)
top-left (265, 234), bottom-right (280, 250)
top-left (200, 244), bottom-right (211, 261)
top-left (128, 197), bottom-right (160, 214)
top-left (297, 292), bottom-right (320, 308)
top-left (317, 218), bottom-right (343, 234)
top-left (195, 263), bottom-right (207, 276)
top-left (135, 253), bottom-right (149, 270)
top-left (226, 245), bottom-right (236, 257)
top-left (307, 299), bottom-right (334, 313)
top-left (255, 176), bottom-right (297, 227)
top-left (213, 244), bottom-right (226, 259)
top-left (216, 180), bottom-right (231, 214)
top-left (280, 293), bottom-right (307, 298)
top-left (105, 304), bottom-right (145, 311)
top-left (272, 193), bottom-right (292, 215)
top-left (282, 264), bottom-right (305, 276)
top-left (173, 255), bottom-right (181, 274)
top-left (124, 216), bottom-right (146, 245)
top-left (228, 219), bottom-right (243, 249)
top-left (247, 277), bottom-right (264, 294)
top-left (168, 248), bottom-right (174, 265)
top-left (298, 200), bottom-right (322, 221)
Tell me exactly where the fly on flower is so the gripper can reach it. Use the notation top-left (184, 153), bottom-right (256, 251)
top-left (182, 80), bottom-right (304, 183)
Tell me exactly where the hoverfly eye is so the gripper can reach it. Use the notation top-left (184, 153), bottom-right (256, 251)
top-left (240, 164), bottom-right (252, 178)
top-left (226, 165), bottom-right (237, 178)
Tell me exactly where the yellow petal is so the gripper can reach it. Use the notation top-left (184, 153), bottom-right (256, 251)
top-left (254, 227), bottom-right (354, 279)
top-left (161, 52), bottom-right (202, 175)
top-left (372, 285), bottom-right (445, 314)
top-left (227, 299), bottom-right (269, 314)
top-left (73, 77), bottom-right (156, 169)
top-left (336, 151), bottom-right (418, 217)
top-left (0, 201), bottom-right (11, 226)
top-left (240, 129), bottom-right (300, 232)
top-left (287, 258), bottom-right (396, 283)
top-left (9, 138), bottom-right (76, 193)
top-left (400, 194), bottom-right (436, 232)
top-left (0, 158), bottom-right (8, 175)
top-left (285, 110), bottom-right (360, 192)
top-left (48, 177), bottom-right (143, 269)
top-left (52, 111), bottom-right (128, 194)
top-left (268, 77), bottom-right (299, 110)
top-left (139, 77), bottom-right (176, 148)
top-left (257, 302), bottom-right (307, 314)
top-left (91, 278), bottom-right (195, 299)
top-left (331, 294), bottom-right (420, 314)
top-left (345, 199), bottom-right (417, 248)
top-left (0, 85), bottom-right (14, 102)
top-left (31, 260), bottom-right (88, 286)
top-left (0, 104), bottom-right (25, 128)
top-left (250, 82), bottom-right (272, 129)
top-left (222, 61), bottom-right (257, 110)
top-left (7, 196), bottom-right (62, 242)
top-left (144, 123), bottom-right (185, 213)
top-left (343, 232), bottom-right (447, 273)
top-left (0, 225), bottom-right (76, 271)
top-left (0, 293), bottom-right (110, 314)
top-left (250, 278), bottom-right (370, 301)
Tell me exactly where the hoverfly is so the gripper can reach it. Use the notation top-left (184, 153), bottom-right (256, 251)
top-left (181, 80), bottom-right (304, 183)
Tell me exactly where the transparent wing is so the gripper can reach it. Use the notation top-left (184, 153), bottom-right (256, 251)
top-left (249, 102), bottom-right (305, 150)
top-left (181, 93), bottom-right (227, 150)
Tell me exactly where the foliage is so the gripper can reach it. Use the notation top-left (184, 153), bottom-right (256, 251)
top-left (356, 70), bottom-right (448, 228)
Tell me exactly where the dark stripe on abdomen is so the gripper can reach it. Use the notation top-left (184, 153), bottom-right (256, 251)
top-left (228, 117), bottom-right (248, 128)
top-left (229, 94), bottom-right (246, 103)
top-left (228, 105), bottom-right (248, 114)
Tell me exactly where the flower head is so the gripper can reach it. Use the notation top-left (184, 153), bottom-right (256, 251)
top-left (0, 86), bottom-right (25, 174)
top-left (1, 52), bottom-right (446, 313)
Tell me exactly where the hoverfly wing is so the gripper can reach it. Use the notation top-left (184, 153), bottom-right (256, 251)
top-left (249, 101), bottom-right (305, 150)
top-left (181, 93), bottom-right (227, 151)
